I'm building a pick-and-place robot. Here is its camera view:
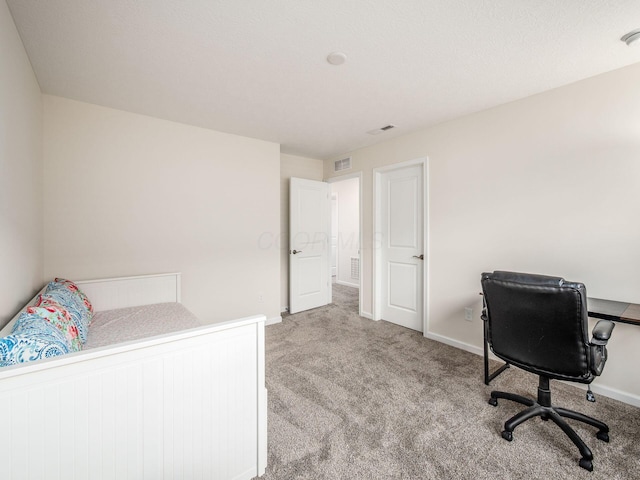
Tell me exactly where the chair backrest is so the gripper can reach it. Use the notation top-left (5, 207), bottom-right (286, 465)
top-left (481, 271), bottom-right (593, 383)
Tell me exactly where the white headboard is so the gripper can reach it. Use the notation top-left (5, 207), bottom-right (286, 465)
top-left (76, 272), bottom-right (182, 312)
top-left (1, 273), bottom-right (182, 335)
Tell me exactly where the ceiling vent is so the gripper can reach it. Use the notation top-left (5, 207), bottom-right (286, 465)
top-left (334, 157), bottom-right (352, 172)
top-left (366, 124), bottom-right (396, 136)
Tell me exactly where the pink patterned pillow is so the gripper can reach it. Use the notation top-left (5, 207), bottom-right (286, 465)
top-left (26, 303), bottom-right (82, 352)
top-left (53, 278), bottom-right (94, 315)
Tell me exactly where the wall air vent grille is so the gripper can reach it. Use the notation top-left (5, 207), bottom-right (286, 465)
top-left (334, 157), bottom-right (352, 172)
top-left (350, 257), bottom-right (360, 280)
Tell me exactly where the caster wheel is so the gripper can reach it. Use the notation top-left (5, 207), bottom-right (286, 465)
top-left (541, 414), bottom-right (549, 421)
top-left (501, 430), bottom-right (513, 442)
top-left (596, 430), bottom-right (609, 443)
top-left (488, 397), bottom-right (498, 407)
top-left (579, 458), bottom-right (593, 472)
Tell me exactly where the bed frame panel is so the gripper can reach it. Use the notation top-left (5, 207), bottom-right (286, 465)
top-left (77, 272), bottom-right (182, 311)
top-left (0, 273), bottom-right (267, 480)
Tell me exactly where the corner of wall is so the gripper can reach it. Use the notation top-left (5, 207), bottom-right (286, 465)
top-left (0, 1), bottom-right (44, 325)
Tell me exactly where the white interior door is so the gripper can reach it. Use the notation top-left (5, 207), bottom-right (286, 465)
top-left (289, 177), bottom-right (331, 314)
top-left (379, 164), bottom-right (424, 331)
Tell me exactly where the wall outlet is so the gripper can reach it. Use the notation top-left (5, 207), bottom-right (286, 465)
top-left (464, 307), bottom-right (473, 322)
top-left (257, 292), bottom-right (264, 303)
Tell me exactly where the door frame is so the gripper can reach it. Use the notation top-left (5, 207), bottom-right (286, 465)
top-left (373, 157), bottom-right (429, 333)
top-left (330, 192), bottom-right (338, 280)
top-left (326, 172), bottom-right (363, 318)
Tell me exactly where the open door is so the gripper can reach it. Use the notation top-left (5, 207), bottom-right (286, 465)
top-left (289, 177), bottom-right (331, 314)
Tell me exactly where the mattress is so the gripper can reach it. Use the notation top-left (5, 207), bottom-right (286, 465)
top-left (84, 302), bottom-right (201, 349)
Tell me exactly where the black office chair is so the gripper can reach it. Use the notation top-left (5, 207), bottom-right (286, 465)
top-left (480, 271), bottom-right (615, 471)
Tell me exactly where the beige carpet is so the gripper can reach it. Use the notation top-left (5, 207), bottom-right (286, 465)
top-left (259, 284), bottom-right (640, 479)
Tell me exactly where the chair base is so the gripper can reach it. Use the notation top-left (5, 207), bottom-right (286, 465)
top-left (488, 376), bottom-right (609, 471)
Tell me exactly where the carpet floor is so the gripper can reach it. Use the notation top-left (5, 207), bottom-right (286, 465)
top-left (259, 284), bottom-right (640, 479)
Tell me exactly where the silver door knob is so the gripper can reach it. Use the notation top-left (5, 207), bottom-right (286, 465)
top-left (412, 254), bottom-right (424, 260)
top-left (291, 250), bottom-right (302, 254)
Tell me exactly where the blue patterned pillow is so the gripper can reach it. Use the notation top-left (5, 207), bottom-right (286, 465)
top-left (0, 312), bottom-right (70, 366)
top-left (12, 311), bottom-right (71, 344)
top-left (53, 278), bottom-right (94, 314)
top-left (38, 282), bottom-right (92, 343)
top-left (47, 280), bottom-right (93, 323)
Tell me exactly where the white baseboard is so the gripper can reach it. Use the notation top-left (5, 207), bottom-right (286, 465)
top-left (425, 330), bottom-right (640, 408)
top-left (424, 331), bottom-right (483, 357)
top-left (281, 306), bottom-right (289, 314)
top-left (572, 381), bottom-right (640, 408)
top-left (360, 310), bottom-right (374, 320)
top-left (266, 316), bottom-right (282, 326)
top-left (336, 280), bottom-right (359, 289)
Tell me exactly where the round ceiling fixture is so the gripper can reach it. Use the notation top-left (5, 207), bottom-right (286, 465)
top-left (621, 29), bottom-right (640, 46)
top-left (327, 51), bottom-right (347, 65)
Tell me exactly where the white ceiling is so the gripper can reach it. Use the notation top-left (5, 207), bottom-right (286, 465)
top-left (7, 0), bottom-right (640, 159)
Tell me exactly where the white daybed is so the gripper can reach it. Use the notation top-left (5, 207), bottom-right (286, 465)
top-left (0, 273), bottom-right (267, 480)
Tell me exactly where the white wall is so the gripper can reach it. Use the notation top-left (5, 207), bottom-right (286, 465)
top-left (280, 153), bottom-right (324, 311)
top-left (43, 96), bottom-right (280, 324)
top-left (0, 1), bottom-right (43, 327)
top-left (331, 177), bottom-right (359, 288)
top-left (325, 62), bottom-right (640, 404)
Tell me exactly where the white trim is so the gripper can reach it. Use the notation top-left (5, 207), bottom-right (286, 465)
top-left (360, 310), bottom-right (374, 320)
top-left (425, 331), bottom-right (640, 408)
top-left (336, 280), bottom-right (359, 289)
top-left (266, 315), bottom-right (283, 326)
top-left (424, 331), bottom-right (482, 357)
top-left (326, 172), bottom-right (364, 319)
top-left (584, 383), bottom-right (640, 408)
top-left (373, 158), bottom-right (429, 333)
top-left (331, 191), bottom-right (339, 280)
